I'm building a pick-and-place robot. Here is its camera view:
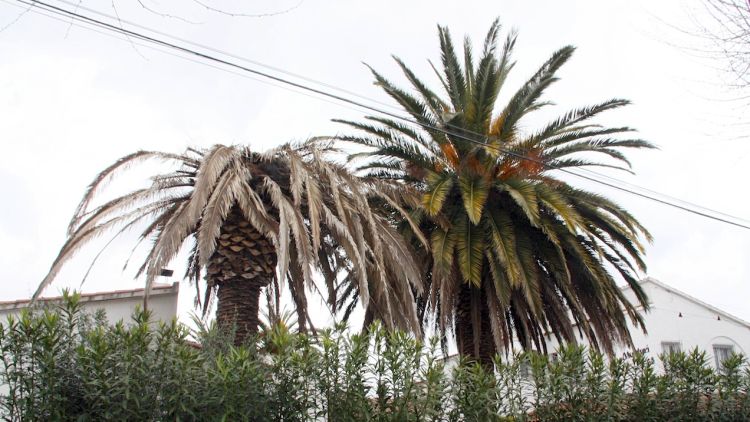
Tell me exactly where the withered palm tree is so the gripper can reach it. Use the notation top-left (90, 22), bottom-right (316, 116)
top-left (37, 142), bottom-right (425, 344)
top-left (335, 19), bottom-right (655, 364)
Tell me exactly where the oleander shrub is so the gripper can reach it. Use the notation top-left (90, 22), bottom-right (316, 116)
top-left (1, 292), bottom-right (749, 421)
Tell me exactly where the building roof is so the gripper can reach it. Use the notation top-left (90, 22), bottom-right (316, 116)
top-left (628, 277), bottom-right (750, 330)
top-left (0, 282), bottom-right (180, 311)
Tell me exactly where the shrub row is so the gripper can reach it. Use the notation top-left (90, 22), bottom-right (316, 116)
top-left (1, 292), bottom-right (749, 421)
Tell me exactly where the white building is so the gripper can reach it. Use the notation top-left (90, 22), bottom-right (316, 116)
top-left (445, 278), bottom-right (750, 372)
top-left (0, 282), bottom-right (180, 324)
top-left (618, 277), bottom-right (750, 370)
top-left (540, 277), bottom-right (750, 371)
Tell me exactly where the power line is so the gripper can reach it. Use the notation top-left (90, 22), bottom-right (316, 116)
top-left (41, 0), bottom-right (750, 227)
top-left (11, 0), bottom-right (750, 231)
top-left (17, 0), bottom-right (750, 230)
top-left (16, 0), bottom-right (412, 120)
top-left (0, 0), bottom-right (369, 117)
top-left (50, 0), bottom-right (408, 116)
top-left (1, 0), bottom-right (413, 137)
top-left (570, 167), bottom-right (748, 223)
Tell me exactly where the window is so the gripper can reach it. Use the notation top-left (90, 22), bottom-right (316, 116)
top-left (713, 345), bottom-right (734, 371)
top-left (661, 342), bottom-right (682, 355)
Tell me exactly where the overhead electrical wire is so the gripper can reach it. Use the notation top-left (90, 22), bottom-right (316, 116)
top-left (9, 0), bottom-right (750, 230)
top-left (46, 0), bottom-right (750, 227)
top-left (41, 0), bottom-right (750, 228)
top-left (0, 1), bottom-right (372, 113)
top-left (51, 0), bottom-right (409, 115)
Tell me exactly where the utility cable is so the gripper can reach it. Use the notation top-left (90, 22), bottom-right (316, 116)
top-left (19, 0), bottom-right (750, 230)
top-left (11, 0), bottom-right (750, 230)
top-left (45, 0), bottom-right (749, 225)
top-left (570, 167), bottom-right (749, 224)
top-left (50, 0), bottom-right (408, 115)
top-left (0, 0), bottom-right (370, 117)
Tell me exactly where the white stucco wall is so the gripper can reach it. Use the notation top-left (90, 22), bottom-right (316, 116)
top-left (0, 282), bottom-right (180, 324)
top-left (619, 278), bottom-right (750, 370)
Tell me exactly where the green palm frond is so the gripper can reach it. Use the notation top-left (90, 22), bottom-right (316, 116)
top-left (483, 206), bottom-right (525, 286)
top-left (544, 138), bottom-right (655, 167)
top-left (458, 174), bottom-right (489, 224)
top-left (366, 65), bottom-right (442, 131)
top-left (463, 35), bottom-right (475, 98)
top-left (437, 24), bottom-right (467, 114)
top-left (549, 157), bottom-right (634, 173)
top-left (492, 46), bottom-right (575, 142)
top-left (498, 179), bottom-right (540, 225)
top-left (530, 99), bottom-right (632, 142)
top-left (454, 216), bottom-right (483, 287)
top-left (539, 126), bottom-right (638, 148)
top-left (469, 19), bottom-right (505, 132)
top-left (392, 56), bottom-right (448, 118)
top-left (365, 116), bottom-right (443, 157)
top-left (430, 228), bottom-right (455, 275)
top-left (422, 173), bottom-right (454, 215)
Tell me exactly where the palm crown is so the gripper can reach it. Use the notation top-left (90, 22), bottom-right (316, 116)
top-left (38, 142), bottom-right (424, 343)
top-left (336, 19), bottom-right (655, 361)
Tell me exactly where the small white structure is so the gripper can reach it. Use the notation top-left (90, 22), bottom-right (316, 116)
top-left (0, 282), bottom-right (180, 324)
top-left (618, 277), bottom-right (750, 370)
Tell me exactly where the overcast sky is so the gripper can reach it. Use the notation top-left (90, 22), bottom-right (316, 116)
top-left (0, 0), bottom-right (748, 327)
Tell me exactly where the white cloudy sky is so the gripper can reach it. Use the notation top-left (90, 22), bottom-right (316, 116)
top-left (0, 0), bottom-right (748, 326)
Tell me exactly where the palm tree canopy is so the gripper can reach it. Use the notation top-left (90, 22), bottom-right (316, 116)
top-left (38, 142), bottom-right (425, 333)
top-left (335, 19), bottom-right (655, 356)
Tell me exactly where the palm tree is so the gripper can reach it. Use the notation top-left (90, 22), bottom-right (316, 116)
top-left (37, 142), bottom-right (425, 344)
top-left (334, 19), bottom-right (655, 364)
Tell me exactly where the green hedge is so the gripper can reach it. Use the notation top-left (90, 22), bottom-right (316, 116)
top-left (1, 292), bottom-right (749, 421)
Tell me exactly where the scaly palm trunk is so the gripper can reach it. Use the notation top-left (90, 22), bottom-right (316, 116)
top-left (208, 206), bottom-right (277, 345)
top-left (455, 283), bottom-right (496, 370)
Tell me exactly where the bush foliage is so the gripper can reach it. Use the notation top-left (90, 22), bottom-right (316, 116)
top-left (1, 293), bottom-right (749, 421)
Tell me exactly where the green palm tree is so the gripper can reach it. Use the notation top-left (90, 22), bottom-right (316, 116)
top-left (37, 142), bottom-right (425, 344)
top-left (335, 19), bottom-right (655, 364)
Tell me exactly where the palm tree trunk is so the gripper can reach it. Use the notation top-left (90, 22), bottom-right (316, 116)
top-left (455, 283), bottom-right (496, 370)
top-left (361, 306), bottom-right (375, 333)
top-left (216, 279), bottom-right (263, 345)
top-left (208, 206), bottom-right (277, 345)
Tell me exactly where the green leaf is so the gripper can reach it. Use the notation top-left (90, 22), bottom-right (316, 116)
top-left (454, 216), bottom-right (484, 287)
top-left (498, 179), bottom-right (539, 226)
top-left (536, 183), bottom-right (581, 233)
top-left (484, 207), bottom-right (525, 288)
top-left (422, 174), bottom-right (454, 215)
top-left (431, 228), bottom-right (455, 274)
top-left (458, 175), bottom-right (489, 224)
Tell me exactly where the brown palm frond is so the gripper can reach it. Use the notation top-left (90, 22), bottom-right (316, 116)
top-left (39, 142), bottom-right (424, 335)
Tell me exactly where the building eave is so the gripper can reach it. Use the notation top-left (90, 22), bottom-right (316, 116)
top-left (628, 277), bottom-right (750, 330)
top-left (0, 282), bottom-right (180, 311)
